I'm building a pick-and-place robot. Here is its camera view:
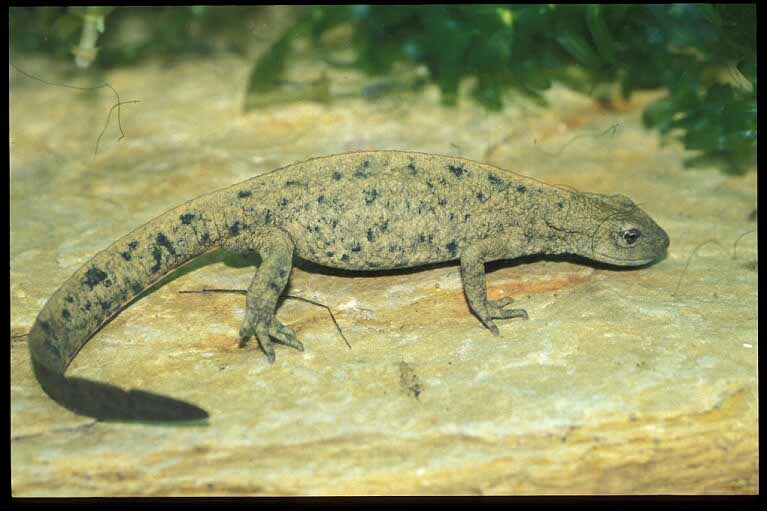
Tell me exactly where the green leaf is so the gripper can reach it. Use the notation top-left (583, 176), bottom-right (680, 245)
top-left (586, 5), bottom-right (617, 65)
top-left (556, 31), bottom-right (602, 70)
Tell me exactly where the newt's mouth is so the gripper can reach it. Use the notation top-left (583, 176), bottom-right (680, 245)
top-left (597, 246), bottom-right (668, 266)
top-left (597, 254), bottom-right (661, 266)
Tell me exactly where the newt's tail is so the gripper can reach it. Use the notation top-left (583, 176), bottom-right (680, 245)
top-left (27, 195), bottom-right (226, 422)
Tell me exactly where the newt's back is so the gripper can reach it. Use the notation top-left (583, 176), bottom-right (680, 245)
top-left (236, 151), bottom-right (547, 270)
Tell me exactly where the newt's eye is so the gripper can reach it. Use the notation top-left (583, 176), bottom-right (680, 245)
top-left (621, 228), bottom-right (642, 246)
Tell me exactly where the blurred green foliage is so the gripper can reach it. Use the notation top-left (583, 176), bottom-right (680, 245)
top-left (10, 5), bottom-right (756, 174)
top-left (284, 4), bottom-right (756, 174)
top-left (10, 6), bottom-right (254, 66)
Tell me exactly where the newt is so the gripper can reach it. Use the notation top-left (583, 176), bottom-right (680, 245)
top-left (27, 151), bottom-right (670, 422)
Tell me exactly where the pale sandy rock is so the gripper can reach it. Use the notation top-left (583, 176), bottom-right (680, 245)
top-left (10, 47), bottom-right (757, 495)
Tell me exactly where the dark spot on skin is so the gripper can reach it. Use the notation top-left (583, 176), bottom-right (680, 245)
top-left (264, 209), bottom-right (272, 224)
top-left (151, 247), bottom-right (163, 273)
top-left (517, 185), bottom-right (527, 193)
top-left (448, 164), bottom-right (465, 178)
top-left (367, 229), bottom-right (375, 241)
top-left (238, 190), bottom-right (252, 199)
top-left (44, 336), bottom-right (61, 359)
top-left (446, 241), bottom-right (458, 257)
top-left (488, 174), bottom-right (504, 186)
top-left (62, 309), bottom-right (70, 319)
top-left (341, 254), bottom-right (350, 262)
top-left (326, 251), bottom-right (335, 257)
top-left (364, 189), bottom-right (379, 205)
top-left (351, 242), bottom-right (361, 252)
top-left (333, 172), bottom-right (342, 180)
top-left (156, 233), bottom-right (177, 256)
top-left (121, 252), bottom-right (132, 261)
top-left (317, 195), bottom-right (325, 204)
top-left (438, 197), bottom-right (448, 207)
top-left (151, 234), bottom-right (177, 273)
top-left (65, 296), bottom-right (74, 303)
top-left (180, 213), bottom-right (196, 225)
top-left (83, 267), bottom-right (108, 290)
top-left (228, 222), bottom-right (242, 237)
top-left (354, 161), bottom-right (373, 178)
top-left (128, 241), bottom-right (139, 250)
top-left (476, 192), bottom-right (487, 203)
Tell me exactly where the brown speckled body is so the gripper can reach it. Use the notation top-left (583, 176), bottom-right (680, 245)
top-left (225, 151), bottom-right (572, 268)
top-left (28, 151), bottom-right (669, 422)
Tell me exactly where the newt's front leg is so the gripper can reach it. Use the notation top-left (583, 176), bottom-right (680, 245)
top-left (226, 228), bottom-right (303, 362)
top-left (460, 239), bottom-right (528, 336)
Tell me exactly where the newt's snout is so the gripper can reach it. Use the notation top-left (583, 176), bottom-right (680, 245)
top-left (661, 228), bottom-right (670, 250)
top-left (637, 222), bottom-right (669, 265)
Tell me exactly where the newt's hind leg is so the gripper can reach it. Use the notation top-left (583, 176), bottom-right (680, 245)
top-left (225, 228), bottom-right (302, 363)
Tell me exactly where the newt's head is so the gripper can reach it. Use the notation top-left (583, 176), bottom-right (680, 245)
top-left (574, 193), bottom-right (669, 266)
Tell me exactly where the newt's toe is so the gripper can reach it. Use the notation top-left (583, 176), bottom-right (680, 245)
top-left (270, 320), bottom-right (304, 352)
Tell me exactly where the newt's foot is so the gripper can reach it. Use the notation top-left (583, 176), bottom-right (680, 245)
top-left (487, 297), bottom-right (528, 320)
top-left (476, 298), bottom-right (528, 336)
top-left (239, 315), bottom-right (303, 363)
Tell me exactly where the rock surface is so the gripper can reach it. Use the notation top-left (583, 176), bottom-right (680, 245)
top-left (10, 47), bottom-right (757, 495)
